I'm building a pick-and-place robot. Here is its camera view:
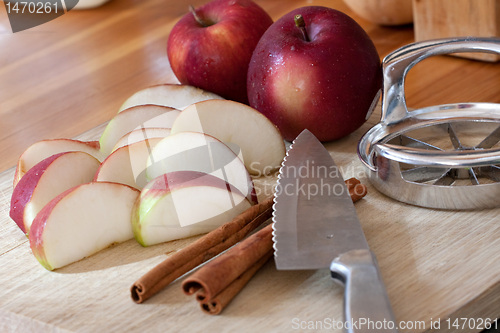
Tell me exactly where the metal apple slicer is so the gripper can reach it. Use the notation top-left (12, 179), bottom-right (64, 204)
top-left (358, 37), bottom-right (500, 209)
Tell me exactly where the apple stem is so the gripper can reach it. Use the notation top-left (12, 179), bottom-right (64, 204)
top-left (189, 5), bottom-right (208, 27)
top-left (294, 14), bottom-right (309, 42)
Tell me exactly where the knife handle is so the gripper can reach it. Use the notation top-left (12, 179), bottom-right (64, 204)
top-left (330, 249), bottom-right (398, 333)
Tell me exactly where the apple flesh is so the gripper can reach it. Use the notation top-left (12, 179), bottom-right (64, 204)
top-left (167, 0), bottom-right (273, 104)
top-left (170, 99), bottom-right (285, 176)
top-left (112, 128), bottom-right (171, 151)
top-left (10, 151), bottom-right (101, 235)
top-left (29, 182), bottom-right (139, 270)
top-left (118, 84), bottom-right (223, 112)
top-left (94, 138), bottom-right (163, 189)
top-left (247, 6), bottom-right (382, 142)
top-left (99, 104), bottom-right (180, 155)
top-left (146, 132), bottom-right (256, 204)
top-left (13, 139), bottom-right (104, 187)
top-left (132, 171), bottom-right (252, 246)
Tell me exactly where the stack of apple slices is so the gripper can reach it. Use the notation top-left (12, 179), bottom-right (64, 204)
top-left (10, 84), bottom-right (286, 271)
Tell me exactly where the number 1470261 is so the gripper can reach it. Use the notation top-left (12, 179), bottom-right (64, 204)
top-left (445, 318), bottom-right (497, 330)
top-left (5, 1), bottom-right (61, 14)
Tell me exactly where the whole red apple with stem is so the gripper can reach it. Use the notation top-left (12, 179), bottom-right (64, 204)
top-left (247, 6), bottom-right (382, 141)
top-left (167, 0), bottom-right (273, 104)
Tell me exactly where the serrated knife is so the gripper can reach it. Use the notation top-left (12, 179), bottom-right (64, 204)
top-left (272, 129), bottom-right (397, 333)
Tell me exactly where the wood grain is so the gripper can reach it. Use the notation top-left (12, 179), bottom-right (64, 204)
top-left (1, 0), bottom-right (500, 332)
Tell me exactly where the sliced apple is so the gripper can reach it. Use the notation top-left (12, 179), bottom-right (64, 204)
top-left (170, 100), bottom-right (286, 176)
top-left (13, 139), bottom-right (104, 187)
top-left (29, 182), bottom-right (140, 270)
top-left (10, 151), bottom-right (101, 235)
top-left (112, 127), bottom-right (171, 152)
top-left (146, 132), bottom-right (256, 204)
top-left (95, 138), bottom-right (163, 189)
top-left (118, 84), bottom-right (223, 112)
top-left (99, 105), bottom-right (180, 156)
top-left (133, 171), bottom-right (252, 247)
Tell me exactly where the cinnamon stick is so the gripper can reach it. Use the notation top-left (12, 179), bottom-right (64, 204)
top-left (198, 251), bottom-right (273, 315)
top-left (181, 178), bottom-right (367, 315)
top-left (131, 196), bottom-right (274, 303)
top-left (182, 224), bottom-right (273, 301)
top-left (350, 183), bottom-right (368, 202)
top-left (345, 177), bottom-right (361, 189)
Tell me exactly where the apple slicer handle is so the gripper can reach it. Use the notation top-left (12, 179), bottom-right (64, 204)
top-left (330, 249), bottom-right (398, 333)
top-left (381, 37), bottom-right (500, 125)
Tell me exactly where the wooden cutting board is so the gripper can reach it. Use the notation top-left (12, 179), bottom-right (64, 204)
top-left (1, 108), bottom-right (499, 333)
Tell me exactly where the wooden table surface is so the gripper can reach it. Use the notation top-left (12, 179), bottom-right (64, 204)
top-left (2, 0), bottom-right (500, 174)
top-left (1, 0), bottom-right (500, 332)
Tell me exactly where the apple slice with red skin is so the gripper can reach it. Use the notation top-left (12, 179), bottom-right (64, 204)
top-left (112, 127), bottom-right (171, 152)
top-left (29, 182), bottom-right (140, 271)
top-left (133, 171), bottom-right (253, 247)
top-left (99, 104), bottom-right (180, 156)
top-left (119, 84), bottom-right (223, 112)
top-left (94, 138), bottom-right (163, 190)
top-left (13, 139), bottom-right (104, 187)
top-left (10, 151), bottom-right (101, 235)
top-left (170, 99), bottom-right (286, 176)
top-left (146, 131), bottom-right (256, 204)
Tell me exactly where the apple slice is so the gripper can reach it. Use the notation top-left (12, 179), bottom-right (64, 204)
top-left (118, 84), bottom-right (223, 112)
top-left (10, 151), bottom-right (101, 235)
top-left (29, 182), bottom-right (140, 270)
top-left (95, 138), bottom-right (163, 189)
top-left (13, 139), bottom-right (104, 187)
top-left (99, 105), bottom-right (180, 156)
top-left (112, 127), bottom-right (171, 152)
top-left (146, 132), bottom-right (256, 204)
top-left (170, 99), bottom-right (286, 176)
top-left (133, 171), bottom-right (252, 247)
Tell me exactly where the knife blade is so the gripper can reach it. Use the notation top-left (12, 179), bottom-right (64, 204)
top-left (272, 129), bottom-right (397, 333)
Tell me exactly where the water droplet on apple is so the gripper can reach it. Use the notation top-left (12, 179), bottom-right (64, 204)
top-left (291, 45), bottom-right (295, 51)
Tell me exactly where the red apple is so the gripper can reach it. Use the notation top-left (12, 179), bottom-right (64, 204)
top-left (247, 6), bottom-right (382, 142)
top-left (167, 0), bottom-right (273, 104)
